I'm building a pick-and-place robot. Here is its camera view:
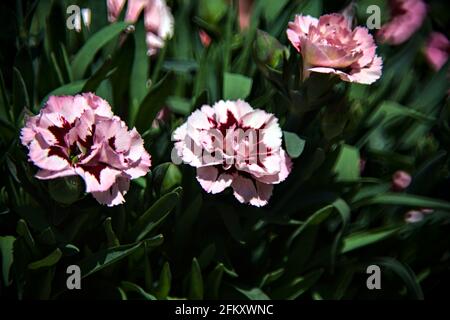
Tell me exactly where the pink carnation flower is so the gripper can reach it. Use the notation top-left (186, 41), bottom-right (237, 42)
top-left (20, 93), bottom-right (151, 207)
top-left (392, 170), bottom-right (411, 191)
top-left (377, 0), bottom-right (427, 45)
top-left (287, 13), bottom-right (382, 85)
top-left (107, 0), bottom-right (174, 56)
top-left (424, 32), bottom-right (450, 71)
top-left (172, 100), bottom-right (292, 207)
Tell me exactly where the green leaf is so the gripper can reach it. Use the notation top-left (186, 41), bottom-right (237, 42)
top-left (78, 236), bottom-right (162, 278)
top-left (233, 286), bottom-right (270, 300)
top-left (121, 281), bottom-right (157, 300)
top-left (104, 217), bottom-right (120, 247)
top-left (198, 243), bottom-right (216, 269)
top-left (134, 72), bottom-right (175, 131)
top-left (261, 0), bottom-right (289, 23)
top-left (71, 22), bottom-right (129, 80)
top-left (155, 262), bottom-right (172, 299)
top-left (271, 269), bottom-right (323, 300)
top-left (341, 226), bottom-right (401, 253)
top-left (0, 70), bottom-right (11, 122)
top-left (223, 72), bottom-right (253, 100)
top-left (206, 263), bottom-right (224, 299)
top-left (162, 60), bottom-right (198, 73)
top-left (288, 205), bottom-right (334, 247)
top-left (372, 257), bottom-right (424, 299)
top-left (167, 96), bottom-right (191, 115)
top-left (42, 80), bottom-right (86, 105)
top-left (283, 131), bottom-right (306, 158)
top-left (188, 258), bottom-right (204, 300)
top-left (260, 268), bottom-right (284, 288)
top-left (0, 236), bottom-right (15, 286)
top-left (354, 193), bottom-right (450, 211)
top-left (12, 67), bottom-right (30, 120)
top-left (198, 0), bottom-right (228, 24)
top-left (16, 219), bottom-right (37, 256)
top-left (28, 248), bottom-right (62, 270)
top-left (130, 21), bottom-right (150, 124)
top-left (82, 56), bottom-right (117, 93)
top-left (332, 144), bottom-right (360, 182)
top-left (131, 187), bottom-right (182, 241)
top-left (153, 163), bottom-right (182, 195)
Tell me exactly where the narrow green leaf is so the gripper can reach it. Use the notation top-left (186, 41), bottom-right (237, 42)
top-left (354, 193), bottom-right (450, 211)
top-left (78, 237), bottom-right (162, 278)
top-left (134, 72), bottom-right (175, 131)
top-left (341, 226), bottom-right (401, 253)
top-left (71, 22), bottom-right (129, 80)
top-left (131, 187), bottom-right (182, 241)
top-left (121, 281), bottom-right (157, 300)
top-left (0, 236), bottom-right (15, 286)
top-left (233, 286), bottom-right (270, 300)
top-left (260, 268), bottom-right (284, 288)
top-left (129, 21), bottom-right (150, 123)
top-left (373, 257), bottom-right (424, 299)
top-left (206, 263), bottom-right (224, 299)
top-left (104, 217), bottom-right (120, 247)
top-left (188, 258), bottom-right (204, 300)
top-left (271, 269), bottom-right (323, 300)
top-left (42, 80), bottom-right (86, 105)
top-left (223, 72), bottom-right (252, 100)
top-left (332, 144), bottom-right (360, 182)
top-left (12, 67), bottom-right (30, 120)
top-left (155, 262), bottom-right (172, 299)
top-left (283, 131), bottom-right (306, 158)
top-left (28, 248), bottom-right (62, 270)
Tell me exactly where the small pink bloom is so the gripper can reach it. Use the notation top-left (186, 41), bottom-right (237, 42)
top-left (21, 93), bottom-right (151, 207)
top-left (199, 29), bottom-right (212, 47)
top-left (107, 0), bottom-right (126, 22)
top-left (107, 0), bottom-right (174, 56)
top-left (287, 13), bottom-right (382, 84)
top-left (152, 106), bottom-right (171, 129)
top-left (405, 210), bottom-right (424, 223)
top-left (238, 0), bottom-right (253, 30)
top-left (377, 0), bottom-right (427, 45)
top-left (172, 100), bottom-right (292, 207)
top-left (424, 32), bottom-right (450, 71)
top-left (392, 170), bottom-right (412, 191)
top-left (359, 158), bottom-right (366, 173)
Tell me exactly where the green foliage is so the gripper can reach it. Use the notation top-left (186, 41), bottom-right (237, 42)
top-left (0, 0), bottom-right (449, 301)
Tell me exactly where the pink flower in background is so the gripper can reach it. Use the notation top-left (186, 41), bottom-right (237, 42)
top-left (424, 32), bottom-right (450, 71)
top-left (199, 29), bottom-right (212, 47)
top-left (152, 106), bottom-right (171, 129)
top-left (377, 0), bottom-right (427, 45)
top-left (404, 210), bottom-right (424, 223)
top-left (172, 100), bottom-right (292, 207)
top-left (405, 208), bottom-right (434, 223)
top-left (287, 14), bottom-right (382, 84)
top-left (238, 0), bottom-right (254, 30)
top-left (392, 170), bottom-right (411, 191)
top-left (21, 93), bottom-right (151, 207)
top-left (107, 0), bottom-right (174, 56)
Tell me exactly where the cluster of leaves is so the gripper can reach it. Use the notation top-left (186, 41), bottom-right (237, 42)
top-left (1, 0), bottom-right (450, 300)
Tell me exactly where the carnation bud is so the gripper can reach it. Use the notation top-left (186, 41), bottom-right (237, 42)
top-left (405, 210), bottom-right (424, 223)
top-left (253, 30), bottom-right (288, 70)
top-left (392, 170), bottom-right (411, 191)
